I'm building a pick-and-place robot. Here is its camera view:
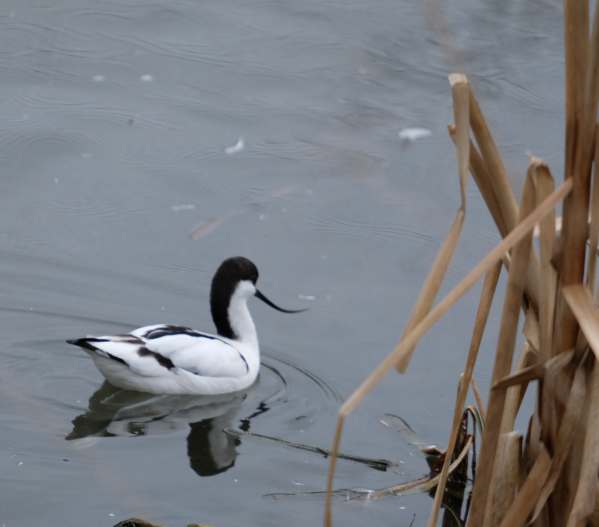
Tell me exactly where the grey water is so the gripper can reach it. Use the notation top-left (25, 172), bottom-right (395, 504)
top-left (0, 1), bottom-right (564, 526)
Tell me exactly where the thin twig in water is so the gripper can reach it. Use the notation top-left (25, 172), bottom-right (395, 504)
top-left (224, 428), bottom-right (396, 471)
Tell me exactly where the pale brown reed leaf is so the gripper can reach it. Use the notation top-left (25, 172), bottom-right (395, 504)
top-left (497, 443), bottom-right (552, 527)
top-left (324, 179), bottom-right (571, 527)
top-left (426, 262), bottom-right (502, 527)
top-left (471, 377), bottom-right (486, 421)
top-left (492, 351), bottom-right (574, 392)
top-left (487, 432), bottom-right (522, 527)
top-left (567, 360), bottom-right (599, 526)
top-left (492, 361), bottom-right (544, 391)
top-left (531, 159), bottom-right (558, 361)
top-left (467, 167), bottom-right (537, 527)
top-left (448, 127), bottom-right (507, 237)
top-left (395, 74), bottom-right (469, 373)
top-left (563, 285), bottom-right (599, 360)
top-left (524, 307), bottom-right (541, 354)
top-left (532, 357), bottom-right (587, 522)
top-left (588, 124), bottom-right (599, 293)
top-left (502, 340), bottom-right (541, 434)
top-left (468, 85), bottom-right (519, 235)
top-left (559, 0), bottom-right (591, 351)
top-left (395, 210), bottom-right (465, 373)
top-left (450, 73), bottom-right (470, 211)
top-left (468, 87), bottom-right (542, 312)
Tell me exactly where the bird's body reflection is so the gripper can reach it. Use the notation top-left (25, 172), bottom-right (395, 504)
top-left (67, 381), bottom-right (259, 476)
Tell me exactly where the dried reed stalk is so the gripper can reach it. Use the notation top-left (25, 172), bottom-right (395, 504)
top-left (466, 168), bottom-right (537, 527)
top-left (497, 444), bottom-right (551, 527)
top-left (567, 361), bottom-right (599, 526)
top-left (488, 432), bottom-right (522, 527)
top-left (468, 87), bottom-right (542, 312)
top-left (325, 4), bottom-right (599, 523)
top-left (395, 74), bottom-right (469, 372)
top-left (558, 1), bottom-right (591, 351)
top-left (324, 178), bottom-right (572, 527)
top-left (426, 262), bottom-right (502, 527)
top-left (587, 125), bottom-right (599, 293)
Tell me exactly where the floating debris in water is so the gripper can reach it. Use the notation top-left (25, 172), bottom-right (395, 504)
top-left (298, 294), bottom-right (316, 301)
top-left (191, 217), bottom-right (228, 240)
top-left (171, 204), bottom-right (196, 212)
top-left (225, 137), bottom-right (245, 155)
top-left (92, 74), bottom-right (105, 83)
top-left (140, 74), bottom-right (154, 82)
top-left (258, 213), bottom-right (267, 221)
top-left (398, 127), bottom-right (432, 142)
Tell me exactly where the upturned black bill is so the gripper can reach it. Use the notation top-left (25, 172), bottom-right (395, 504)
top-left (255, 289), bottom-right (307, 313)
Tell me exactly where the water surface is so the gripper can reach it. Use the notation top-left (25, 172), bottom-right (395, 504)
top-left (0, 1), bottom-right (564, 525)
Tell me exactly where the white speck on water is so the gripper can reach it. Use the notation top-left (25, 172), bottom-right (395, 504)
top-left (108, 513), bottom-right (115, 518)
top-left (75, 400), bottom-right (81, 404)
top-left (92, 74), bottom-right (105, 83)
top-left (258, 213), bottom-right (266, 221)
top-left (225, 137), bottom-right (245, 155)
top-left (298, 294), bottom-right (316, 301)
top-left (399, 506), bottom-right (406, 510)
top-left (320, 254), bottom-right (328, 260)
top-left (171, 204), bottom-right (196, 212)
top-left (140, 74), bottom-right (154, 82)
top-left (160, 306), bottom-right (165, 311)
top-left (81, 152), bottom-right (92, 159)
top-left (233, 478), bottom-right (239, 483)
top-left (292, 481), bottom-right (305, 486)
top-left (53, 177), bottom-right (59, 184)
top-left (398, 127), bottom-right (432, 142)
top-left (17, 461), bottom-right (23, 467)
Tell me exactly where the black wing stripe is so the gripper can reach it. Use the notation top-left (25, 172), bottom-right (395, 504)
top-left (106, 353), bottom-right (128, 366)
top-left (138, 346), bottom-right (175, 370)
top-left (142, 325), bottom-right (232, 346)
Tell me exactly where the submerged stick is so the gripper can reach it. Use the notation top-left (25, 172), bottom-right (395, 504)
top-left (224, 428), bottom-right (395, 471)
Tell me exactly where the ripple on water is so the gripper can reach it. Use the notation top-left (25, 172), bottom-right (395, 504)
top-left (0, 305), bottom-right (341, 478)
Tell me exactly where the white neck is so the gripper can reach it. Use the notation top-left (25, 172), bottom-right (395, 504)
top-left (227, 286), bottom-right (259, 348)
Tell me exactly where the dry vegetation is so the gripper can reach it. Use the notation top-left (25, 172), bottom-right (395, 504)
top-left (324, 2), bottom-right (599, 526)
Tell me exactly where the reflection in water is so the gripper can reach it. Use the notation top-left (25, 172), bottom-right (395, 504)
top-left (67, 382), bottom-right (260, 477)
